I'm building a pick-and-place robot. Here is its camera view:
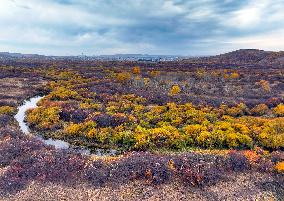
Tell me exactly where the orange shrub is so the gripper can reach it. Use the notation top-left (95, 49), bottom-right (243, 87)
top-left (230, 72), bottom-right (240, 79)
top-left (275, 162), bottom-right (284, 173)
top-left (243, 150), bottom-right (259, 163)
top-left (132, 66), bottom-right (141, 75)
top-left (251, 104), bottom-right (269, 116)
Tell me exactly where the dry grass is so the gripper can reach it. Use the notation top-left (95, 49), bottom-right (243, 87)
top-left (1, 172), bottom-right (281, 201)
top-left (0, 77), bottom-right (46, 106)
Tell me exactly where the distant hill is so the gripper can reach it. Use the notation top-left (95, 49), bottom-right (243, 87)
top-left (0, 52), bottom-right (47, 59)
top-left (186, 49), bottom-right (284, 66)
top-left (0, 52), bottom-right (182, 62)
top-left (1, 50), bottom-right (284, 67)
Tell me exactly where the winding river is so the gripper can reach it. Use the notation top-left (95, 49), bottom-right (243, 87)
top-left (14, 96), bottom-right (71, 149)
top-left (14, 96), bottom-right (117, 156)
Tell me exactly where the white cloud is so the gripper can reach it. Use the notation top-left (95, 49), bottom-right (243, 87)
top-left (160, 0), bottom-right (185, 15)
top-left (222, 29), bottom-right (284, 51)
top-left (221, 0), bottom-right (284, 30)
top-left (221, 0), bottom-right (268, 29)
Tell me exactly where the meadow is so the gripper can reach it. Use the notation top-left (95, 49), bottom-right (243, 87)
top-left (0, 55), bottom-right (283, 200)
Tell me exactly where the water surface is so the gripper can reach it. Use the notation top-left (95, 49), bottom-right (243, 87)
top-left (15, 96), bottom-right (70, 149)
top-left (14, 96), bottom-right (117, 155)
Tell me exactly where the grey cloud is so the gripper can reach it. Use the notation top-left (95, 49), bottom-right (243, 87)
top-left (0, 0), bottom-right (284, 55)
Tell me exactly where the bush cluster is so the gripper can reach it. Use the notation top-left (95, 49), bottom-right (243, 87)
top-left (0, 106), bottom-right (15, 116)
top-left (25, 69), bottom-right (284, 151)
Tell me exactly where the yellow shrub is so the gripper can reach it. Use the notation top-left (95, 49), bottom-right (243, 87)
top-left (134, 126), bottom-right (151, 149)
top-left (230, 72), bottom-right (240, 79)
top-left (226, 107), bottom-right (243, 117)
top-left (65, 123), bottom-right (83, 136)
top-left (259, 80), bottom-right (271, 92)
top-left (116, 72), bottom-right (131, 83)
top-left (143, 78), bottom-right (150, 86)
top-left (87, 128), bottom-right (97, 139)
top-left (65, 121), bottom-right (96, 136)
top-left (216, 121), bottom-right (233, 131)
top-left (196, 69), bottom-right (206, 78)
top-left (168, 159), bottom-right (176, 171)
top-left (169, 85), bottom-right (181, 96)
top-left (227, 103), bottom-right (248, 117)
top-left (226, 133), bottom-right (239, 148)
top-left (273, 104), bottom-right (284, 117)
top-left (57, 71), bottom-right (80, 80)
top-left (27, 106), bottom-right (61, 130)
top-left (183, 124), bottom-right (205, 138)
top-left (238, 134), bottom-right (253, 148)
top-left (233, 123), bottom-right (250, 135)
top-left (256, 119), bottom-right (284, 149)
top-left (223, 73), bottom-right (229, 79)
top-left (150, 125), bottom-right (184, 148)
top-left (0, 106), bottom-right (15, 115)
top-left (49, 87), bottom-right (80, 101)
top-left (197, 131), bottom-right (212, 147)
top-left (96, 127), bottom-right (112, 143)
top-left (80, 102), bottom-right (101, 110)
top-left (258, 131), bottom-right (284, 149)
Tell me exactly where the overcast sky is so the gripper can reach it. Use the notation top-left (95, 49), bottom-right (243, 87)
top-left (0, 0), bottom-right (284, 56)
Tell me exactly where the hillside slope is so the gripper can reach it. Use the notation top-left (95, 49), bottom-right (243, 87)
top-left (187, 49), bottom-right (284, 66)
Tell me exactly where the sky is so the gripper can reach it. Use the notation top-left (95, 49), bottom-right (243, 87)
top-left (0, 0), bottom-right (284, 56)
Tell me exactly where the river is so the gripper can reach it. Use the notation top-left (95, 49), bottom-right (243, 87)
top-left (14, 96), bottom-right (117, 156)
top-left (14, 96), bottom-right (71, 149)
